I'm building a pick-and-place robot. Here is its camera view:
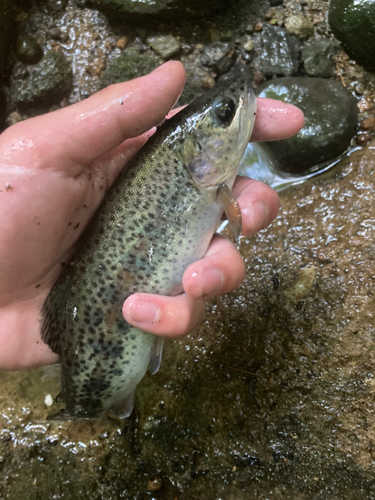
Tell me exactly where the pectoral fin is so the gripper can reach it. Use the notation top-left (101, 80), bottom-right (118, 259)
top-left (217, 183), bottom-right (242, 240)
top-left (149, 337), bottom-right (164, 375)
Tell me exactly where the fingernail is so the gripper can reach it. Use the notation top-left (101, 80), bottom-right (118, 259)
top-left (128, 298), bottom-right (161, 325)
top-left (151, 61), bottom-right (175, 73)
top-left (200, 267), bottom-right (224, 298)
top-left (254, 200), bottom-right (269, 229)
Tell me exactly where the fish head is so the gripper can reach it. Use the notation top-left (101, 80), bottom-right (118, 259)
top-left (173, 68), bottom-right (257, 190)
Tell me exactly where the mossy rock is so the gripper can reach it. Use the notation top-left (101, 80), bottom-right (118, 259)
top-left (8, 50), bottom-right (72, 108)
top-left (329, 0), bottom-right (375, 69)
top-left (100, 47), bottom-right (161, 88)
top-left (256, 77), bottom-right (358, 174)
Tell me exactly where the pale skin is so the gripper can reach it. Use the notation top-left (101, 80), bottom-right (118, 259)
top-left (0, 61), bottom-right (304, 370)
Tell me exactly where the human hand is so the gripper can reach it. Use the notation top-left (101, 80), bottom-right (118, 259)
top-left (0, 61), bottom-right (303, 370)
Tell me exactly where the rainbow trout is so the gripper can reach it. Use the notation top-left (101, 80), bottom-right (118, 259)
top-left (41, 70), bottom-right (256, 419)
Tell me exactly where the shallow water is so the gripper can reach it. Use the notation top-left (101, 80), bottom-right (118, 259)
top-left (1, 144), bottom-right (375, 499)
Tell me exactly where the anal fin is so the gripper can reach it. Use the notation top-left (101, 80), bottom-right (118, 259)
top-left (149, 337), bottom-right (164, 375)
top-left (217, 183), bottom-right (242, 240)
top-left (110, 391), bottom-right (135, 419)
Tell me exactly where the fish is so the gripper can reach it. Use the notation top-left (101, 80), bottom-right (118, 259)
top-left (41, 68), bottom-right (257, 419)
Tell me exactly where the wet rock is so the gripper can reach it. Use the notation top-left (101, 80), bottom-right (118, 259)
top-left (285, 14), bottom-right (314, 39)
top-left (40, 0), bottom-right (69, 14)
top-left (116, 36), bottom-right (128, 50)
top-left (5, 111), bottom-right (23, 127)
top-left (301, 39), bottom-right (340, 78)
top-left (242, 38), bottom-right (254, 52)
top-left (329, 0), bottom-right (375, 69)
top-left (254, 23), bottom-right (300, 77)
top-left (0, 0), bottom-right (14, 75)
top-left (48, 27), bottom-right (69, 43)
top-left (14, 33), bottom-right (43, 65)
top-left (146, 475), bottom-right (163, 491)
top-left (178, 60), bottom-right (215, 105)
top-left (8, 50), bottom-right (72, 109)
top-left (91, 0), bottom-right (229, 19)
top-left (283, 266), bottom-right (316, 305)
top-left (100, 46), bottom-right (161, 88)
top-left (200, 42), bottom-right (234, 74)
top-left (49, 27), bottom-right (63, 40)
top-left (200, 42), bottom-right (233, 73)
top-left (147, 35), bottom-right (181, 59)
top-left (360, 116), bottom-right (375, 131)
top-left (255, 77), bottom-right (358, 174)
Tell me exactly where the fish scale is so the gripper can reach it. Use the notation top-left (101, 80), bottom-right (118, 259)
top-left (41, 69), bottom-right (256, 419)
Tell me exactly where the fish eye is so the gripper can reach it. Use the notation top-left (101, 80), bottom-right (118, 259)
top-left (213, 96), bottom-right (236, 124)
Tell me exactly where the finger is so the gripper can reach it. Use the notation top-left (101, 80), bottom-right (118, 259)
top-left (165, 99), bottom-right (304, 143)
top-left (1, 61), bottom-right (186, 173)
top-left (182, 234), bottom-right (246, 300)
top-left (232, 177), bottom-right (280, 237)
top-left (123, 293), bottom-right (205, 338)
top-left (91, 128), bottom-right (156, 186)
top-left (251, 98), bottom-right (305, 142)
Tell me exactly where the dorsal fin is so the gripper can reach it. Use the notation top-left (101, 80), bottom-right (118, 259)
top-left (40, 270), bottom-right (71, 355)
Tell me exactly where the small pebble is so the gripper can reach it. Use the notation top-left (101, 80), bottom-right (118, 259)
top-left (357, 97), bottom-right (373, 112)
top-left (360, 117), bottom-right (375, 131)
top-left (15, 33), bottom-right (43, 65)
top-left (6, 111), bottom-right (23, 127)
top-left (45, 394), bottom-right (53, 407)
top-left (254, 22), bottom-right (263, 32)
top-left (354, 82), bottom-right (365, 95)
top-left (49, 27), bottom-right (62, 40)
top-left (285, 15), bottom-right (314, 39)
top-left (357, 132), bottom-right (371, 146)
top-left (243, 39), bottom-right (254, 52)
top-left (147, 35), bottom-right (181, 59)
top-left (253, 71), bottom-right (265, 86)
top-left (116, 36), bottom-right (128, 50)
top-left (147, 476), bottom-right (163, 492)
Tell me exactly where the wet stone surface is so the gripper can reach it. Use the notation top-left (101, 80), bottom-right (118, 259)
top-left (255, 77), bottom-right (359, 174)
top-left (253, 23), bottom-right (300, 77)
top-left (147, 34), bottom-right (181, 59)
top-left (329, 0), bottom-right (375, 70)
top-left (1, 143), bottom-right (375, 499)
top-left (8, 50), bottom-right (72, 109)
top-left (100, 45), bottom-right (161, 88)
top-left (301, 40), bottom-right (340, 79)
top-left (14, 33), bottom-right (43, 65)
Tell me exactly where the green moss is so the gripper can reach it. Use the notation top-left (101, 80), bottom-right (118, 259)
top-left (9, 50), bottom-right (72, 108)
top-left (100, 47), bottom-right (161, 88)
top-left (329, 0), bottom-right (375, 69)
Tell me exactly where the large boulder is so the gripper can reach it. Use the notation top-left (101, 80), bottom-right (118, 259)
top-left (255, 77), bottom-right (358, 174)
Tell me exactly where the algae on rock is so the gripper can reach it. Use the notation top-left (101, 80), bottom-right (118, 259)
top-left (9, 50), bottom-right (72, 108)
